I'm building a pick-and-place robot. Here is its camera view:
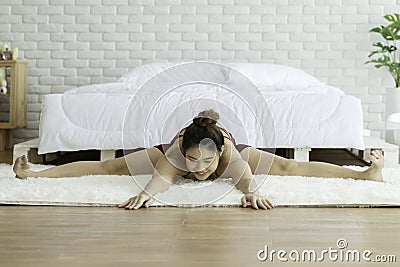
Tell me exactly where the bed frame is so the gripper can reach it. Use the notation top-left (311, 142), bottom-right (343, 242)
top-left (13, 133), bottom-right (400, 168)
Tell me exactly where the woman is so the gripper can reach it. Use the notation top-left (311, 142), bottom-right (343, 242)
top-left (13, 109), bottom-right (384, 210)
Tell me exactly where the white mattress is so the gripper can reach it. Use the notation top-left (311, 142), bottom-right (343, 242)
top-left (38, 82), bottom-right (364, 154)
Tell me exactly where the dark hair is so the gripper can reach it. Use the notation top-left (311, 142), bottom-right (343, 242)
top-left (182, 109), bottom-right (224, 154)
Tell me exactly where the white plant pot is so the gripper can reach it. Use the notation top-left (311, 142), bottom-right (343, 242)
top-left (385, 87), bottom-right (400, 144)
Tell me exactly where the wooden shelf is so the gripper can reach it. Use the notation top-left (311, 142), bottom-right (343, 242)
top-left (0, 61), bottom-right (27, 151)
top-left (0, 60), bottom-right (17, 67)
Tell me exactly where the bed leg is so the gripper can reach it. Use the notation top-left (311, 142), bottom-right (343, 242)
top-left (293, 147), bottom-right (311, 162)
top-left (13, 146), bottom-right (29, 163)
top-left (13, 138), bottom-right (40, 163)
top-left (382, 148), bottom-right (399, 168)
top-left (100, 150), bottom-right (116, 161)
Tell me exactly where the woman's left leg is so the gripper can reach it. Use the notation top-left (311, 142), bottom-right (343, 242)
top-left (239, 147), bottom-right (383, 182)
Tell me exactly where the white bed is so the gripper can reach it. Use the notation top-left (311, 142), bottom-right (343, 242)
top-left (38, 62), bottom-right (365, 154)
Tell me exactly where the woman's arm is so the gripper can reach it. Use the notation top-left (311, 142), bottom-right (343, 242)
top-left (226, 158), bottom-right (258, 193)
top-left (224, 158), bottom-right (274, 210)
top-left (119, 155), bottom-right (180, 210)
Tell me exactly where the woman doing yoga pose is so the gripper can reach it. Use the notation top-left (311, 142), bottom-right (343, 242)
top-left (13, 109), bottom-right (384, 210)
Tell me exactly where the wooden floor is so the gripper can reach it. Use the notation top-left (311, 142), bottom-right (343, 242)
top-left (0, 206), bottom-right (399, 266)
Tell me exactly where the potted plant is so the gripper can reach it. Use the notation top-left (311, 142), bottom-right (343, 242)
top-left (366, 13), bottom-right (400, 143)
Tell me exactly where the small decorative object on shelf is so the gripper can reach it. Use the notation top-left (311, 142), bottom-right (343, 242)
top-left (0, 87), bottom-right (6, 95)
top-left (0, 67), bottom-right (7, 95)
top-left (0, 43), bottom-right (18, 61)
top-left (0, 60), bottom-right (27, 151)
top-left (12, 47), bottom-right (18, 60)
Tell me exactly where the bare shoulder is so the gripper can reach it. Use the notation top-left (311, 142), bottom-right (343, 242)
top-left (155, 152), bottom-right (188, 177)
top-left (160, 138), bottom-right (190, 177)
top-left (215, 138), bottom-right (243, 178)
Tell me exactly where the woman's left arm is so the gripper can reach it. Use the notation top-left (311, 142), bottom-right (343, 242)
top-left (224, 158), bottom-right (274, 210)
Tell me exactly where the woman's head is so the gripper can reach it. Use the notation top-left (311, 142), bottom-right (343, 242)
top-left (182, 109), bottom-right (225, 180)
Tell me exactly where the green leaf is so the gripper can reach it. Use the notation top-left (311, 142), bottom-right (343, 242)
top-left (381, 27), bottom-right (395, 40)
top-left (369, 27), bottom-right (382, 33)
top-left (367, 51), bottom-right (376, 57)
top-left (388, 24), bottom-right (400, 40)
top-left (384, 14), bottom-right (395, 22)
top-left (391, 13), bottom-right (400, 23)
top-left (368, 50), bottom-right (384, 57)
top-left (372, 42), bottom-right (384, 48)
top-left (388, 45), bottom-right (397, 52)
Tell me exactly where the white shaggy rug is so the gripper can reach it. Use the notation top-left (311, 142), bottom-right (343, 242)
top-left (1, 163), bottom-right (400, 207)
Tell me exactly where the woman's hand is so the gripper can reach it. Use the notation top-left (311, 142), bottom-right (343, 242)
top-left (118, 192), bottom-right (154, 210)
top-left (241, 193), bottom-right (274, 210)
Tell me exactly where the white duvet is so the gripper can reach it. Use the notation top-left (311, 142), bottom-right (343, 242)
top-left (38, 62), bottom-right (365, 154)
top-left (38, 84), bottom-right (364, 154)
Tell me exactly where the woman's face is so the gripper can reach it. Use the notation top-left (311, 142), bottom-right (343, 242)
top-left (185, 145), bottom-right (222, 180)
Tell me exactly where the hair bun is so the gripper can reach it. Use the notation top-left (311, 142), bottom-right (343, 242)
top-left (193, 109), bottom-right (220, 127)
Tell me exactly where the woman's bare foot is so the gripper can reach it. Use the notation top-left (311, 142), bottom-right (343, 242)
top-left (13, 155), bottom-right (32, 179)
top-left (364, 150), bottom-right (384, 182)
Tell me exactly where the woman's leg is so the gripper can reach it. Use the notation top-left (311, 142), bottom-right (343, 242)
top-left (240, 147), bottom-right (383, 182)
top-left (13, 147), bottom-right (164, 179)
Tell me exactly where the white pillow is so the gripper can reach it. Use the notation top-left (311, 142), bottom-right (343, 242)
top-left (305, 85), bottom-right (345, 95)
top-left (118, 61), bottom-right (230, 89)
top-left (118, 62), bottom-right (183, 86)
top-left (65, 82), bottom-right (132, 94)
top-left (225, 62), bottom-right (323, 91)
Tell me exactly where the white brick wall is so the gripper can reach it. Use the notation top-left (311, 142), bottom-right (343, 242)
top-left (1, 0), bottom-right (399, 143)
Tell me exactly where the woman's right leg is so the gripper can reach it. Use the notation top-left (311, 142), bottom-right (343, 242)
top-left (13, 147), bottom-right (164, 179)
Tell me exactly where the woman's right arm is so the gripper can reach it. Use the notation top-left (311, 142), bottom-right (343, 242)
top-left (118, 155), bottom-right (180, 210)
top-left (143, 155), bottom-right (179, 196)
